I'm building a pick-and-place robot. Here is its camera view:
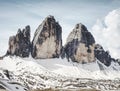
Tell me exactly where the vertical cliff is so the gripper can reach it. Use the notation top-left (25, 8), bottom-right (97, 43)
top-left (6, 25), bottom-right (31, 57)
top-left (32, 16), bottom-right (62, 58)
top-left (64, 23), bottom-right (95, 63)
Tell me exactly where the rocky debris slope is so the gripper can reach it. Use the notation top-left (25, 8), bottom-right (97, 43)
top-left (0, 57), bottom-right (120, 91)
top-left (63, 23), bottom-right (95, 63)
top-left (12, 71), bottom-right (120, 91)
top-left (0, 68), bottom-right (27, 91)
top-left (32, 15), bottom-right (62, 59)
top-left (6, 25), bottom-right (31, 57)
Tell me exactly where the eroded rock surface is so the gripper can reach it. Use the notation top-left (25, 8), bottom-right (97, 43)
top-left (32, 15), bottom-right (62, 58)
top-left (3, 15), bottom-right (117, 67)
top-left (94, 44), bottom-right (114, 66)
top-left (6, 25), bottom-right (31, 57)
top-left (64, 23), bottom-right (95, 63)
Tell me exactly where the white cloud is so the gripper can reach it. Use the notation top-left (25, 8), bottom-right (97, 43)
top-left (92, 8), bottom-right (120, 58)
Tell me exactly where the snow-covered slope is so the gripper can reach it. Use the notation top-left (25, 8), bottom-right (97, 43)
top-left (0, 56), bottom-right (120, 90)
top-left (1, 56), bottom-right (120, 79)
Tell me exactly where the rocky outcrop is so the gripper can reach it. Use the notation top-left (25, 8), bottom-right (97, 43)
top-left (3, 15), bottom-right (117, 67)
top-left (6, 25), bottom-right (31, 57)
top-left (94, 44), bottom-right (114, 66)
top-left (32, 15), bottom-right (62, 59)
top-left (64, 23), bottom-right (95, 63)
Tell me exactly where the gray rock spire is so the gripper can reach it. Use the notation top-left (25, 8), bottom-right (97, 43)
top-left (32, 15), bottom-right (62, 58)
top-left (6, 25), bottom-right (31, 57)
top-left (64, 23), bottom-right (95, 63)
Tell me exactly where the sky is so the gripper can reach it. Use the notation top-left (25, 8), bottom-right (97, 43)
top-left (0, 0), bottom-right (120, 58)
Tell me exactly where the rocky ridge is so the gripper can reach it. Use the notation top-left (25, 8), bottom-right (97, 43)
top-left (94, 44), bottom-right (115, 66)
top-left (3, 15), bottom-right (118, 66)
top-left (6, 25), bottom-right (31, 57)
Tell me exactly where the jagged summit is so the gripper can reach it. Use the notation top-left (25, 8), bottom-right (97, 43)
top-left (2, 15), bottom-right (117, 66)
top-left (6, 25), bottom-right (31, 57)
top-left (94, 44), bottom-right (114, 66)
top-left (46, 15), bottom-right (55, 19)
top-left (32, 15), bottom-right (62, 59)
top-left (64, 23), bottom-right (95, 63)
top-left (74, 23), bottom-right (87, 32)
top-left (67, 23), bottom-right (95, 43)
top-left (32, 15), bottom-right (56, 46)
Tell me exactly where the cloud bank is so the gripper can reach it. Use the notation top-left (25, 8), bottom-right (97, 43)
top-left (92, 9), bottom-right (120, 58)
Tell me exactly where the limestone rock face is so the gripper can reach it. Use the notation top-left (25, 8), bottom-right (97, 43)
top-left (64, 23), bottom-right (95, 63)
top-left (94, 44), bottom-right (113, 66)
top-left (3, 15), bottom-right (117, 67)
top-left (6, 25), bottom-right (31, 57)
top-left (32, 15), bottom-right (62, 58)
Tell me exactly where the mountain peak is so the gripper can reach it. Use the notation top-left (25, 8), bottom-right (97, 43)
top-left (3, 15), bottom-right (117, 66)
top-left (6, 25), bottom-right (31, 57)
top-left (46, 15), bottom-right (54, 19)
top-left (74, 23), bottom-right (87, 32)
top-left (44, 15), bottom-right (55, 23)
top-left (32, 15), bottom-right (62, 59)
top-left (64, 23), bottom-right (95, 63)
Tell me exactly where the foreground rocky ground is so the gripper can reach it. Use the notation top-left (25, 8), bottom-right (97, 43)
top-left (0, 89), bottom-right (6, 91)
top-left (0, 56), bottom-right (120, 91)
top-left (30, 88), bottom-right (100, 91)
top-left (28, 79), bottom-right (120, 91)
